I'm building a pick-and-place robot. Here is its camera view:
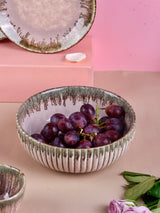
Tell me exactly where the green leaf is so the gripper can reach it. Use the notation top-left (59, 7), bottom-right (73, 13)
top-left (124, 176), bottom-right (156, 201)
top-left (157, 200), bottom-right (160, 208)
top-left (152, 207), bottom-right (160, 213)
top-left (124, 175), bottom-right (152, 183)
top-left (148, 181), bottom-right (160, 199)
top-left (142, 193), bottom-right (159, 207)
top-left (122, 171), bottom-right (151, 177)
top-left (126, 183), bottom-right (137, 188)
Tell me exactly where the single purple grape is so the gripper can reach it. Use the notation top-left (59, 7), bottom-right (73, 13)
top-left (41, 122), bottom-right (58, 141)
top-left (51, 136), bottom-right (66, 148)
top-left (80, 104), bottom-right (95, 121)
top-left (50, 113), bottom-right (65, 125)
top-left (93, 133), bottom-right (110, 147)
top-left (64, 130), bottom-right (80, 146)
top-left (69, 112), bottom-right (87, 130)
top-left (104, 130), bottom-right (121, 142)
top-left (31, 133), bottom-right (48, 144)
top-left (99, 116), bottom-right (109, 124)
top-left (84, 124), bottom-right (101, 135)
top-left (105, 104), bottom-right (125, 118)
top-left (57, 117), bottom-right (73, 133)
top-left (105, 118), bottom-right (124, 133)
top-left (76, 140), bottom-right (92, 149)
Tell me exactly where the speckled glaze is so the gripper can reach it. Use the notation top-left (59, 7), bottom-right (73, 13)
top-left (0, 0), bottom-right (96, 53)
top-left (0, 165), bottom-right (25, 213)
top-left (0, 29), bottom-right (6, 40)
top-left (16, 86), bottom-right (136, 173)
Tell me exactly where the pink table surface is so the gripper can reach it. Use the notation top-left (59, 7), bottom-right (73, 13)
top-left (0, 71), bottom-right (160, 213)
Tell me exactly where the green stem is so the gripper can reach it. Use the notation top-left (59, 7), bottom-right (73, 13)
top-left (95, 104), bottom-right (99, 124)
top-left (149, 204), bottom-right (159, 210)
top-left (99, 107), bottom-right (105, 110)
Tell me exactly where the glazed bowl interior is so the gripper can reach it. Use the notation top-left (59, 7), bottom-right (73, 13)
top-left (17, 86), bottom-right (136, 173)
top-left (18, 87), bottom-right (133, 137)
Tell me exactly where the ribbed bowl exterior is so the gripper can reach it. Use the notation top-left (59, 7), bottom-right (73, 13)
top-left (0, 194), bottom-right (23, 213)
top-left (16, 86), bottom-right (136, 173)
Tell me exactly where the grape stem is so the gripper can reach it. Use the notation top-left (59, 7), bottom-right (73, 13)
top-left (79, 128), bottom-right (97, 141)
top-left (99, 122), bottom-right (107, 127)
top-left (99, 107), bottom-right (105, 110)
top-left (95, 104), bottom-right (98, 123)
top-left (79, 104), bottom-right (107, 141)
top-left (94, 104), bottom-right (99, 125)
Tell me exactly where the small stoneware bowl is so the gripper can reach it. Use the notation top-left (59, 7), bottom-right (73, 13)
top-left (0, 164), bottom-right (25, 213)
top-left (16, 86), bottom-right (136, 173)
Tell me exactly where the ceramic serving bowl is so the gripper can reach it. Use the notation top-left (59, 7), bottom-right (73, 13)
top-left (0, 164), bottom-right (25, 213)
top-left (16, 86), bottom-right (136, 173)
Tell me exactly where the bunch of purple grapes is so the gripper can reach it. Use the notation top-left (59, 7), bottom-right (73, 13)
top-left (31, 103), bottom-right (125, 149)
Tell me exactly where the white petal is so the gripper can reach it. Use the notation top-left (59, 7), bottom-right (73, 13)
top-left (65, 52), bottom-right (86, 62)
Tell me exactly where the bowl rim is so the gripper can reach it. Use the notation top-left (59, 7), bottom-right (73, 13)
top-left (0, 164), bottom-right (26, 203)
top-left (16, 85), bottom-right (136, 151)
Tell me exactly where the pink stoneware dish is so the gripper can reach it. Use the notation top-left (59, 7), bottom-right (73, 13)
top-left (16, 86), bottom-right (136, 173)
top-left (0, 0), bottom-right (96, 53)
top-left (0, 164), bottom-right (25, 213)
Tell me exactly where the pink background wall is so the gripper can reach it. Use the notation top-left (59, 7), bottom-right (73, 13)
top-left (89, 0), bottom-right (160, 71)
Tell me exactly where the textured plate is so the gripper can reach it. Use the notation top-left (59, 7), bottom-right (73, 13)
top-left (0, 29), bottom-right (6, 40)
top-left (0, 0), bottom-right (96, 53)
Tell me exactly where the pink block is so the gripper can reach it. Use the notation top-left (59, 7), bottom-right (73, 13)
top-left (0, 36), bottom-right (93, 102)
